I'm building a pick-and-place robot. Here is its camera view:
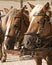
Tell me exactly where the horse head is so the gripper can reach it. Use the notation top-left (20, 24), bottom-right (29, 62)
top-left (22, 2), bottom-right (52, 50)
top-left (2, 6), bottom-right (29, 49)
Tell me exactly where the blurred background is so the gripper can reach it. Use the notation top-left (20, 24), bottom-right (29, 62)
top-left (0, 0), bottom-right (51, 10)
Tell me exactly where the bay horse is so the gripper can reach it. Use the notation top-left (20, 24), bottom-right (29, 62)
top-left (21, 2), bottom-right (52, 65)
top-left (1, 6), bottom-right (30, 62)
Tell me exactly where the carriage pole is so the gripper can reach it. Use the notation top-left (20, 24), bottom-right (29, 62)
top-left (20, 0), bottom-right (23, 8)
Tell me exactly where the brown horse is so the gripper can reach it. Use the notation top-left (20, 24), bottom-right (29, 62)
top-left (0, 8), bottom-right (15, 60)
top-left (0, 8), bottom-right (18, 60)
top-left (22, 2), bottom-right (52, 65)
top-left (1, 6), bottom-right (30, 62)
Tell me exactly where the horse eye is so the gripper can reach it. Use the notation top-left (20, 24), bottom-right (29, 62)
top-left (14, 24), bottom-right (18, 28)
top-left (37, 21), bottom-right (39, 23)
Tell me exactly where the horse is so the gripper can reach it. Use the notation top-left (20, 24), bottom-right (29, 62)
top-left (21, 2), bottom-right (52, 65)
top-left (0, 7), bottom-right (20, 60)
top-left (1, 5), bottom-right (30, 62)
top-left (0, 8), bottom-right (18, 60)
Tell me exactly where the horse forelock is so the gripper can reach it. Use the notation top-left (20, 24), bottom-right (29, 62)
top-left (29, 4), bottom-right (43, 18)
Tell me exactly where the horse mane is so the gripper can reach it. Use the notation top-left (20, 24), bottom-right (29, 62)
top-left (2, 8), bottom-right (17, 32)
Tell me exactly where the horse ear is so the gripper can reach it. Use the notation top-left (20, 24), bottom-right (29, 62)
top-left (27, 2), bottom-right (35, 9)
top-left (4, 8), bottom-right (9, 13)
top-left (21, 5), bottom-right (27, 13)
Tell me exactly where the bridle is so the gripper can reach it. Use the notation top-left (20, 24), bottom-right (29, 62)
top-left (14, 14), bottom-right (29, 40)
top-left (24, 11), bottom-right (51, 48)
top-left (5, 13), bottom-right (29, 40)
top-left (4, 5), bottom-right (29, 40)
